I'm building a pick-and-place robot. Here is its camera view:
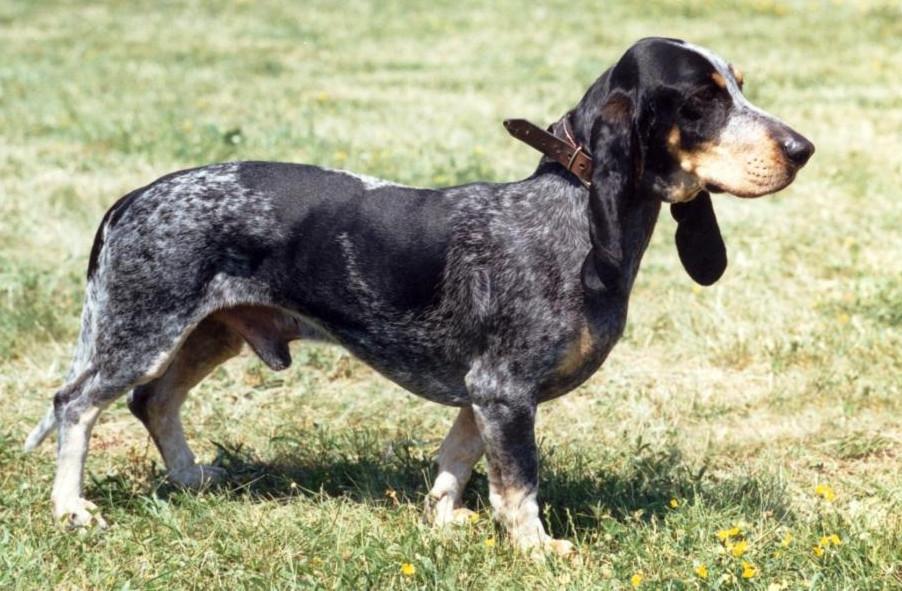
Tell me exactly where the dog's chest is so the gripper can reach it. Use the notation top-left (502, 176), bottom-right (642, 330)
top-left (538, 322), bottom-right (612, 401)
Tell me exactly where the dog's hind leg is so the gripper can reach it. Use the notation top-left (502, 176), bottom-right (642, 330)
top-left (127, 317), bottom-right (243, 489)
top-left (425, 407), bottom-right (484, 526)
top-left (51, 365), bottom-right (153, 528)
top-left (49, 310), bottom-right (208, 527)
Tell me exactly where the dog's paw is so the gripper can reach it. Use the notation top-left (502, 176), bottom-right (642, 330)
top-left (544, 538), bottom-right (576, 558)
top-left (516, 534), bottom-right (577, 562)
top-left (53, 497), bottom-right (108, 530)
top-left (436, 507), bottom-right (479, 527)
top-left (425, 493), bottom-right (477, 527)
top-left (525, 540), bottom-right (577, 563)
top-left (169, 464), bottom-right (226, 490)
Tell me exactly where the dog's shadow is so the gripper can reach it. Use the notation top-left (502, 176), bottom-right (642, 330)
top-left (91, 428), bottom-right (792, 536)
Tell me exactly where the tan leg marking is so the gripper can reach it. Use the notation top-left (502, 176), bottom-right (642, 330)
top-left (133, 318), bottom-right (242, 488)
top-left (427, 407), bottom-right (484, 526)
top-left (485, 472), bottom-right (575, 558)
top-left (471, 405), bottom-right (575, 558)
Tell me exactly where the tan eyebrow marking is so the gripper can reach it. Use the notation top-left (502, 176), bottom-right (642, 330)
top-left (711, 72), bottom-right (727, 89)
top-left (729, 64), bottom-right (744, 87)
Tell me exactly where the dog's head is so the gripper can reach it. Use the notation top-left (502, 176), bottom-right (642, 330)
top-left (571, 37), bottom-right (814, 285)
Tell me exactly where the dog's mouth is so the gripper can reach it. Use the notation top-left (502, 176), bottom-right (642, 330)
top-left (708, 165), bottom-right (800, 199)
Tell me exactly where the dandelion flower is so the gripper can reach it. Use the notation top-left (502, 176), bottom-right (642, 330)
top-left (812, 545), bottom-right (825, 557)
top-left (814, 483), bottom-right (836, 502)
top-left (468, 512), bottom-right (480, 524)
top-left (730, 540), bottom-right (749, 558)
top-left (400, 563), bottom-right (416, 577)
top-left (741, 561), bottom-right (757, 579)
top-left (780, 532), bottom-right (793, 547)
top-left (669, 498), bottom-right (680, 508)
top-left (630, 572), bottom-right (643, 588)
top-left (484, 536), bottom-right (496, 548)
top-left (717, 526), bottom-right (742, 541)
top-left (694, 564), bottom-right (709, 579)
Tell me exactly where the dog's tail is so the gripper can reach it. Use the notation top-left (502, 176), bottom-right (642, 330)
top-left (24, 276), bottom-right (101, 452)
top-left (23, 404), bottom-right (57, 451)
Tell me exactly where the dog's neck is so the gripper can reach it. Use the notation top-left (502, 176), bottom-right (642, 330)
top-left (504, 115), bottom-right (593, 186)
top-left (524, 160), bottom-right (661, 296)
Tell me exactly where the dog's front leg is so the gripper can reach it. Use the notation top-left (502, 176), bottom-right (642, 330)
top-left (467, 367), bottom-right (573, 558)
top-left (426, 407), bottom-right (484, 526)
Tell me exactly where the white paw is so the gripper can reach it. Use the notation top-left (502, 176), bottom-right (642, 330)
top-left (513, 531), bottom-right (577, 561)
top-left (53, 497), bottom-right (108, 529)
top-left (543, 538), bottom-right (576, 558)
top-left (169, 464), bottom-right (226, 489)
top-left (427, 494), bottom-right (477, 527)
top-left (524, 538), bottom-right (577, 562)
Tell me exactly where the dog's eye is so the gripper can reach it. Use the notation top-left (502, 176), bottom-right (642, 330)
top-left (680, 104), bottom-right (703, 122)
top-left (679, 87), bottom-right (721, 122)
top-left (693, 87), bottom-right (720, 102)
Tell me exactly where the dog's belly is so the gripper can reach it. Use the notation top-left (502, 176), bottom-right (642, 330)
top-left (214, 305), bottom-right (472, 406)
top-left (332, 334), bottom-right (472, 406)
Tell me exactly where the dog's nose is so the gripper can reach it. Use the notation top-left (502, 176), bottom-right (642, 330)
top-left (781, 133), bottom-right (815, 167)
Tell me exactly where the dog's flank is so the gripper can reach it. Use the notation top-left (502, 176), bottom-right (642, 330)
top-left (25, 37), bottom-right (812, 554)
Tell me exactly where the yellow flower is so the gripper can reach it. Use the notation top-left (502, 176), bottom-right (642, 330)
top-left (741, 561), bottom-right (757, 579)
top-left (484, 536), bottom-right (496, 548)
top-left (669, 498), bottom-right (680, 509)
top-left (730, 540), bottom-right (749, 558)
top-left (828, 534), bottom-right (841, 546)
top-left (468, 512), bottom-right (480, 524)
top-left (780, 532), bottom-right (793, 547)
top-left (813, 545), bottom-right (825, 557)
top-left (631, 572), bottom-right (643, 588)
top-left (400, 563), bottom-right (416, 577)
top-left (814, 483), bottom-right (836, 502)
top-left (694, 564), bottom-right (709, 579)
top-left (716, 526), bottom-right (742, 541)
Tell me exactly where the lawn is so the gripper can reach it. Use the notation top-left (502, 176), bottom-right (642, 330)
top-left (1, 0), bottom-right (900, 589)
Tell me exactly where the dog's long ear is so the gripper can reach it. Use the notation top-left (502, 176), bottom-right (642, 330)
top-left (581, 91), bottom-right (639, 294)
top-left (670, 192), bottom-right (727, 286)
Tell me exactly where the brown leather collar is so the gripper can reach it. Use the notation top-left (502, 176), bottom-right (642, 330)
top-left (503, 117), bottom-right (593, 186)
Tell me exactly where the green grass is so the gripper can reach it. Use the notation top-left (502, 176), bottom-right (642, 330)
top-left (1, 0), bottom-right (901, 588)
